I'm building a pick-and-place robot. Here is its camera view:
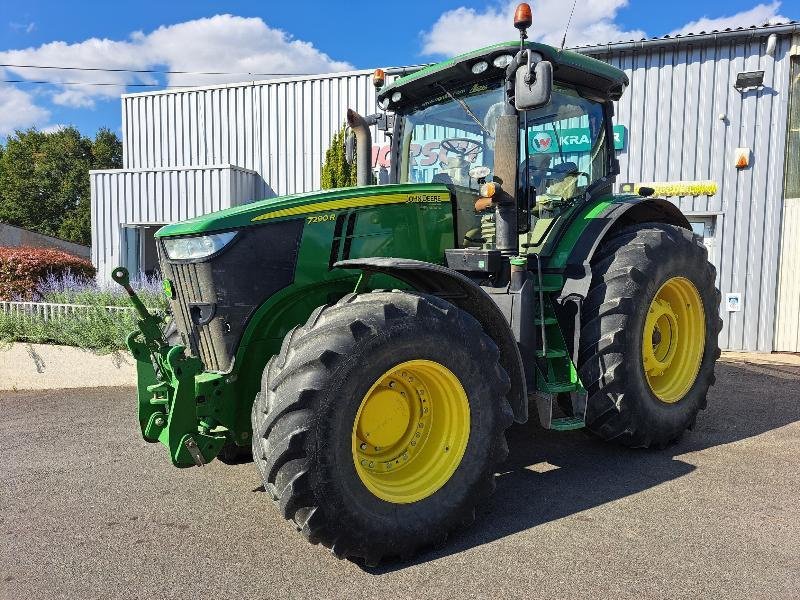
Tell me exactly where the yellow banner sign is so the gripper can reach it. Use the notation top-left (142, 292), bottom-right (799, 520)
top-left (619, 180), bottom-right (718, 197)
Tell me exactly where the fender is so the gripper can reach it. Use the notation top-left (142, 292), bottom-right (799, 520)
top-left (551, 196), bottom-right (691, 303)
top-left (335, 257), bottom-right (528, 424)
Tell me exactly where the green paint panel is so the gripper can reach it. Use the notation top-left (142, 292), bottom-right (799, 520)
top-left (155, 183), bottom-right (451, 237)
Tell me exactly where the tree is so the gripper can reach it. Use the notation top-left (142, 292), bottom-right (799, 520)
top-left (320, 124), bottom-right (357, 189)
top-left (0, 126), bottom-right (122, 246)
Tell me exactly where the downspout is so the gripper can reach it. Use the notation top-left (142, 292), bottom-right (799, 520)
top-left (346, 108), bottom-right (372, 187)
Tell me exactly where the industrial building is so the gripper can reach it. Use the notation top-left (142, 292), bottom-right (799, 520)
top-left (90, 22), bottom-right (800, 352)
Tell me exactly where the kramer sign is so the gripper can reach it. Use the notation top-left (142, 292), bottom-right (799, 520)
top-left (529, 125), bottom-right (626, 154)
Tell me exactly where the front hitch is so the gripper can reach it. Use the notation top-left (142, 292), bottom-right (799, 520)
top-left (112, 267), bottom-right (227, 467)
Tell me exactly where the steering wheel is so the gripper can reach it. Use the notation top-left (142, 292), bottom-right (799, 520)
top-left (521, 159), bottom-right (590, 188)
top-left (440, 138), bottom-right (484, 158)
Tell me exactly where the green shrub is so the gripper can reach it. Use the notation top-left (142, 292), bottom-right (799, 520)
top-left (0, 307), bottom-right (142, 353)
top-left (0, 272), bottom-right (168, 353)
top-left (321, 124), bottom-right (358, 189)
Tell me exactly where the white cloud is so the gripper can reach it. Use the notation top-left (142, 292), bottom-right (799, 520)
top-left (421, 0), bottom-right (791, 57)
top-left (141, 15), bottom-right (353, 88)
top-left (9, 21), bottom-right (36, 34)
top-left (668, 2), bottom-right (787, 36)
top-left (40, 123), bottom-right (67, 134)
top-left (0, 83), bottom-right (50, 135)
top-left (0, 14), bottom-right (353, 109)
top-left (421, 0), bottom-right (646, 56)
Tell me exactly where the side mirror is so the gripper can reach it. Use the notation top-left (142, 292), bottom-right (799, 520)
top-left (345, 129), bottom-right (355, 164)
top-left (514, 55), bottom-right (552, 111)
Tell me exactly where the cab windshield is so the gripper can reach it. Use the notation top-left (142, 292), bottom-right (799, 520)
top-left (398, 79), bottom-right (505, 188)
top-left (521, 85), bottom-right (608, 202)
top-left (398, 81), bottom-right (608, 201)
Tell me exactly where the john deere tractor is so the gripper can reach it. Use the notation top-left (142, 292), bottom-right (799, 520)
top-left (114, 3), bottom-right (721, 564)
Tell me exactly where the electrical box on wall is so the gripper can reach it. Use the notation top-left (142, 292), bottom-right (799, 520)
top-left (726, 293), bottom-right (742, 312)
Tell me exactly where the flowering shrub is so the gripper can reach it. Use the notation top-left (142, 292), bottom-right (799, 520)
top-left (0, 246), bottom-right (95, 300)
top-left (0, 270), bottom-right (169, 352)
top-left (38, 270), bottom-right (167, 311)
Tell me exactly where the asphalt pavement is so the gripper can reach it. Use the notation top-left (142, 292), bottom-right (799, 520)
top-left (1, 355), bottom-right (799, 599)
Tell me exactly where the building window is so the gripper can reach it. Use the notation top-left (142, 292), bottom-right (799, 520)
top-left (785, 56), bottom-right (800, 200)
top-left (688, 217), bottom-right (715, 242)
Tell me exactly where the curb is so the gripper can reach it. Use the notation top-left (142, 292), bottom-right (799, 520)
top-left (0, 343), bottom-right (137, 390)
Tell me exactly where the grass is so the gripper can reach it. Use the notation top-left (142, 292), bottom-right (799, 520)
top-left (0, 272), bottom-right (169, 353)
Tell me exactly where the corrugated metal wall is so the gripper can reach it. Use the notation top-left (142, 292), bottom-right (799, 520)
top-left (90, 165), bottom-right (258, 282)
top-left (121, 69), bottom-right (393, 198)
top-left (588, 34), bottom-right (793, 351)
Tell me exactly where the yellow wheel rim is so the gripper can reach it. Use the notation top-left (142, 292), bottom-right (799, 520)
top-left (642, 276), bottom-right (706, 403)
top-left (352, 360), bottom-right (470, 504)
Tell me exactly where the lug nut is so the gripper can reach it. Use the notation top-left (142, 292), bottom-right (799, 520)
top-left (360, 443), bottom-right (367, 450)
top-left (368, 462), bottom-right (374, 468)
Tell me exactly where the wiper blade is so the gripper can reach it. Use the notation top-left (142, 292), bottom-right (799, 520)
top-left (436, 83), bottom-right (492, 138)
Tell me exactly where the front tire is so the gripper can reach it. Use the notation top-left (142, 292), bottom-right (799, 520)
top-left (252, 291), bottom-right (513, 564)
top-left (578, 223), bottom-right (722, 448)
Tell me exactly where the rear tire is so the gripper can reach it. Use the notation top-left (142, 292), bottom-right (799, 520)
top-left (251, 291), bottom-right (513, 564)
top-left (578, 223), bottom-right (722, 448)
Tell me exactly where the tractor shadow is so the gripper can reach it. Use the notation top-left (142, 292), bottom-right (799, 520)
top-left (367, 359), bottom-right (800, 573)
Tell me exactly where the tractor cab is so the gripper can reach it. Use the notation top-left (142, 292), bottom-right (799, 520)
top-left (370, 31), bottom-right (629, 280)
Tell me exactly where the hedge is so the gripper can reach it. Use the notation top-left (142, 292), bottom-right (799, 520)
top-left (0, 246), bottom-right (95, 300)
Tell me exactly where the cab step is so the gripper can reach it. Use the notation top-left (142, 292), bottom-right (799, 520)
top-left (534, 316), bottom-right (558, 325)
top-left (550, 417), bottom-right (586, 431)
top-left (536, 348), bottom-right (567, 359)
top-left (538, 380), bottom-right (579, 394)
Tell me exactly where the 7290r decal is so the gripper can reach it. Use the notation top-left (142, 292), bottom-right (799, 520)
top-left (306, 212), bottom-right (337, 224)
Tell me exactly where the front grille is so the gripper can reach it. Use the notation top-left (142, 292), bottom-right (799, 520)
top-left (166, 260), bottom-right (227, 370)
top-left (159, 219), bottom-right (304, 372)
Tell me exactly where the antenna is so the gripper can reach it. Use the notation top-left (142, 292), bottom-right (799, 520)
top-left (560, 0), bottom-right (578, 50)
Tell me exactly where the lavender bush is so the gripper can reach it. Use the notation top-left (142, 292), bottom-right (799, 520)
top-left (0, 271), bottom-right (170, 352)
top-left (36, 270), bottom-right (168, 311)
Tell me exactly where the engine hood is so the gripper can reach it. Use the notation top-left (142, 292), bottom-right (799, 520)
top-left (155, 183), bottom-right (452, 238)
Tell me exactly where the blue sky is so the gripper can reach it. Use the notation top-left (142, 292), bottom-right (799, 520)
top-left (0, 0), bottom-right (795, 140)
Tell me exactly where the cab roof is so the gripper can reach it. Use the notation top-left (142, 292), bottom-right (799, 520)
top-left (379, 41), bottom-right (629, 108)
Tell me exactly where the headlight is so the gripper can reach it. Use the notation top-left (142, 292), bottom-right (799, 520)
top-left (162, 231), bottom-right (237, 260)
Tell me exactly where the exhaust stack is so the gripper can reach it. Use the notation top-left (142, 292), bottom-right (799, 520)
top-left (346, 108), bottom-right (373, 187)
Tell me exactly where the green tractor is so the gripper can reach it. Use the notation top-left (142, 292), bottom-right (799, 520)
top-left (114, 3), bottom-right (721, 565)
